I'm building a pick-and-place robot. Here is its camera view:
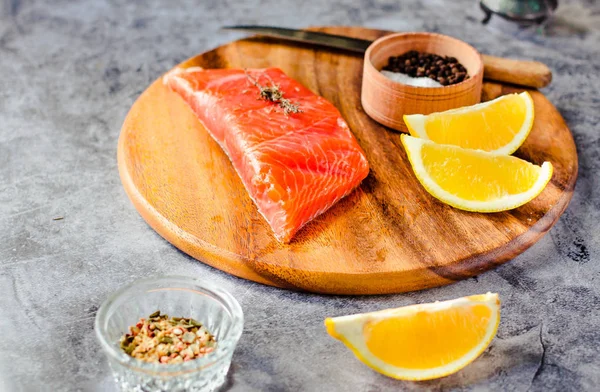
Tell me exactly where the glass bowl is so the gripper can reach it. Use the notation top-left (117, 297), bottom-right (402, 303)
top-left (95, 276), bottom-right (244, 392)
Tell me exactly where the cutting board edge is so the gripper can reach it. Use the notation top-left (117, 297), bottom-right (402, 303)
top-left (118, 121), bottom-right (577, 295)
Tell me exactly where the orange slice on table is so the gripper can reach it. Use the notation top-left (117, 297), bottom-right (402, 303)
top-left (325, 293), bottom-right (500, 381)
top-left (404, 92), bottom-right (534, 154)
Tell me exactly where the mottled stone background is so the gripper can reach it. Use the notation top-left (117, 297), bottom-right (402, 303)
top-left (1, 0), bottom-right (599, 391)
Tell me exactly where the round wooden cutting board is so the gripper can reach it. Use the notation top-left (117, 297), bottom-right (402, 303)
top-left (118, 27), bottom-right (577, 295)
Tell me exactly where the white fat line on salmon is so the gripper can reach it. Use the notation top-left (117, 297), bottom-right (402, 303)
top-left (162, 67), bottom-right (204, 89)
top-left (162, 67), bottom-right (185, 85)
top-left (185, 66), bottom-right (204, 73)
top-left (163, 69), bottom-right (195, 95)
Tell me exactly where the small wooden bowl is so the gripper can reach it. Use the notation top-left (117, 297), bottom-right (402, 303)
top-left (361, 32), bottom-right (484, 131)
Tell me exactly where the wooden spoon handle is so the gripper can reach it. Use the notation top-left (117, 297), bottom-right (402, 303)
top-left (482, 54), bottom-right (552, 89)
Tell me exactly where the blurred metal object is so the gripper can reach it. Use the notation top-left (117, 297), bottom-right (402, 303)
top-left (480, 0), bottom-right (558, 24)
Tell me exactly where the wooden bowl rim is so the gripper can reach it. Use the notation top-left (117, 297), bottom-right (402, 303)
top-left (364, 31), bottom-right (484, 94)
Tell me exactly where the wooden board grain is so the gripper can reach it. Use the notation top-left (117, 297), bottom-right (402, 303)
top-left (118, 26), bottom-right (578, 295)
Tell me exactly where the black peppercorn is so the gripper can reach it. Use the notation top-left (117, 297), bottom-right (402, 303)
top-left (382, 51), bottom-right (469, 86)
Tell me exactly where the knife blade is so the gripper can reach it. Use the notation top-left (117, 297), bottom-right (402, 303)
top-left (222, 25), bottom-right (372, 53)
top-left (222, 25), bottom-right (552, 89)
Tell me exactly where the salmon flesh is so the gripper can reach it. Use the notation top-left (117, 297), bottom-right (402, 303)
top-left (163, 67), bottom-right (369, 243)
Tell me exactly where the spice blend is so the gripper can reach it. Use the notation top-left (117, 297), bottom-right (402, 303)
top-left (382, 50), bottom-right (469, 86)
top-left (120, 311), bottom-right (216, 364)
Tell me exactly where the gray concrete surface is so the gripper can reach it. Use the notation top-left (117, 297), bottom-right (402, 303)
top-left (1, 0), bottom-right (599, 391)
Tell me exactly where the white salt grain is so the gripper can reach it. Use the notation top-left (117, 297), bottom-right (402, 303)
top-left (381, 70), bottom-right (443, 88)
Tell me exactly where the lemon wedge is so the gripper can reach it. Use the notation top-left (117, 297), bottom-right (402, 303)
top-left (401, 134), bottom-right (552, 212)
top-left (325, 293), bottom-right (500, 381)
top-left (404, 92), bottom-right (534, 154)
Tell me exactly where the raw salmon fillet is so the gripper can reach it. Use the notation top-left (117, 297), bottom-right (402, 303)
top-left (163, 67), bottom-right (369, 243)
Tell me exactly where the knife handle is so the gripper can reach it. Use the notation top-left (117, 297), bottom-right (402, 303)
top-left (481, 54), bottom-right (552, 89)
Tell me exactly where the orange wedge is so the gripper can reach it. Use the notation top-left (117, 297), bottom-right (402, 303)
top-left (404, 92), bottom-right (534, 154)
top-left (325, 293), bottom-right (500, 381)
top-left (401, 135), bottom-right (552, 212)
